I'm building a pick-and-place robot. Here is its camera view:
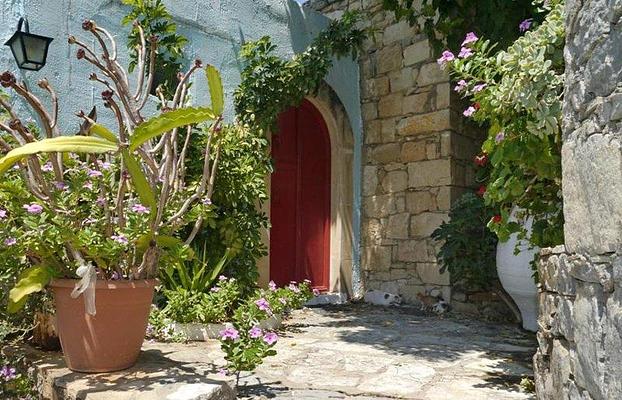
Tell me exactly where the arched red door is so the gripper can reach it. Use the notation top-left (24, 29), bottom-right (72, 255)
top-left (270, 100), bottom-right (331, 291)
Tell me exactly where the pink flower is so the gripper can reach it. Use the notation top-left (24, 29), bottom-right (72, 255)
top-left (263, 332), bottom-right (278, 345)
top-left (96, 197), bottom-right (106, 207)
top-left (463, 106), bottom-right (477, 117)
top-left (87, 169), bottom-right (103, 178)
top-left (4, 237), bottom-right (16, 246)
top-left (84, 182), bottom-right (93, 190)
top-left (313, 288), bottom-right (321, 296)
top-left (473, 83), bottom-right (487, 92)
top-left (131, 204), bottom-right (149, 214)
top-left (218, 275), bottom-right (227, 281)
top-left (111, 234), bottom-right (129, 245)
top-left (461, 32), bottom-right (479, 46)
top-left (288, 283), bottom-right (301, 293)
top-left (495, 131), bottom-right (506, 143)
top-left (210, 287), bottom-right (221, 293)
top-left (0, 209), bottom-right (6, 219)
top-left (97, 160), bottom-right (112, 170)
top-left (202, 198), bottom-right (212, 205)
top-left (436, 50), bottom-right (455, 66)
top-left (454, 80), bottom-right (468, 92)
top-left (519, 18), bottom-right (533, 33)
top-left (0, 365), bottom-right (16, 380)
top-left (220, 327), bottom-right (239, 341)
top-left (268, 280), bottom-right (277, 291)
top-left (458, 46), bottom-right (473, 58)
top-left (255, 298), bottom-right (271, 312)
top-left (54, 181), bottom-right (68, 191)
top-left (23, 203), bottom-right (43, 214)
top-left (41, 162), bottom-right (53, 172)
top-left (249, 326), bottom-right (263, 339)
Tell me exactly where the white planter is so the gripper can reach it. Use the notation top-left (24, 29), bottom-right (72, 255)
top-left (496, 210), bottom-right (539, 332)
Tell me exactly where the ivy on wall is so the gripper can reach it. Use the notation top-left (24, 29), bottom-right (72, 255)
top-left (382, 0), bottom-right (541, 54)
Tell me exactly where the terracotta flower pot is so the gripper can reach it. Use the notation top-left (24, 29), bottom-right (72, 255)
top-left (49, 279), bottom-right (156, 373)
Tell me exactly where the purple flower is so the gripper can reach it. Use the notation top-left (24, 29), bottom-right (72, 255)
top-left (202, 198), bottom-right (212, 205)
top-left (41, 162), bottom-right (53, 172)
top-left (23, 203), bottom-right (43, 214)
top-left (473, 83), bottom-right (487, 92)
top-left (111, 271), bottom-right (122, 281)
top-left (313, 288), bottom-right (321, 296)
top-left (0, 209), bottom-right (6, 219)
top-left (87, 169), bottom-right (103, 178)
top-left (131, 203), bottom-right (150, 214)
top-left (458, 46), bottom-right (473, 59)
top-left (436, 50), bottom-right (455, 66)
top-left (84, 181), bottom-right (94, 190)
top-left (4, 237), bottom-right (16, 246)
top-left (218, 368), bottom-right (228, 376)
top-left (288, 283), bottom-right (301, 293)
top-left (54, 181), bottom-right (68, 191)
top-left (519, 18), bottom-right (533, 33)
top-left (111, 234), bottom-right (129, 245)
top-left (495, 131), bottom-right (506, 143)
top-left (268, 280), bottom-right (277, 291)
top-left (463, 106), bottom-right (477, 117)
top-left (249, 326), bottom-right (263, 339)
top-left (454, 80), bottom-right (468, 92)
top-left (96, 197), bottom-right (106, 207)
top-left (262, 332), bottom-right (278, 345)
top-left (220, 327), bottom-right (239, 341)
top-left (210, 287), bottom-right (221, 293)
top-left (255, 298), bottom-right (271, 312)
top-left (461, 32), bottom-right (479, 46)
top-left (218, 275), bottom-right (227, 281)
top-left (0, 365), bottom-right (16, 381)
top-left (97, 160), bottom-right (112, 170)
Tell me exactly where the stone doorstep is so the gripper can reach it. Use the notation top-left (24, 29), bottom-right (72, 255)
top-left (6, 344), bottom-right (236, 400)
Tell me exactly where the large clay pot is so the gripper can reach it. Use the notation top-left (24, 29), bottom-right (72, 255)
top-left (496, 210), bottom-right (539, 332)
top-left (49, 279), bottom-right (156, 373)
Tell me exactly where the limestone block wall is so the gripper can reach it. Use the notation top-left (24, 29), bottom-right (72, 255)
top-left (535, 247), bottom-right (622, 399)
top-left (308, 0), bottom-right (481, 302)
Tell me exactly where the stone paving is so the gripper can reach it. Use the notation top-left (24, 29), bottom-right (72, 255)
top-left (22, 303), bottom-right (536, 399)
top-left (234, 303), bottom-right (536, 399)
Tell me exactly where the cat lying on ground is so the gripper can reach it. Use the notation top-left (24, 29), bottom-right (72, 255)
top-left (363, 290), bottom-right (403, 306)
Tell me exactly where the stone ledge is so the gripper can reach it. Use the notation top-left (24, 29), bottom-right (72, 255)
top-left (5, 343), bottom-right (236, 400)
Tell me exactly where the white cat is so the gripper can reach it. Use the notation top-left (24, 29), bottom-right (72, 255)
top-left (364, 290), bottom-right (403, 306)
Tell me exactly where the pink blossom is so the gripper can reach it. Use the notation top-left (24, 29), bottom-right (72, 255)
top-left (463, 106), bottom-right (477, 117)
top-left (249, 326), bottom-right (263, 339)
top-left (495, 131), bottom-right (506, 143)
top-left (54, 181), bottom-right (68, 191)
top-left (436, 50), bottom-right (455, 66)
top-left (220, 327), bottom-right (239, 341)
top-left (4, 237), bottom-right (16, 246)
top-left (268, 280), bottom-right (277, 291)
top-left (218, 275), bottom-right (227, 281)
top-left (458, 46), bottom-right (473, 58)
top-left (23, 203), bottom-right (43, 214)
top-left (0, 209), bottom-right (6, 219)
top-left (473, 83), bottom-right (487, 92)
top-left (519, 18), bottom-right (533, 33)
top-left (96, 197), bottom-right (106, 207)
top-left (255, 298), bottom-right (271, 312)
top-left (42, 162), bottom-right (53, 172)
top-left (111, 234), bottom-right (129, 245)
top-left (97, 160), bottom-right (112, 170)
top-left (0, 365), bottom-right (16, 380)
top-left (131, 204), bottom-right (150, 214)
top-left (87, 169), bottom-right (103, 178)
top-left (210, 287), bottom-right (221, 293)
top-left (202, 198), bottom-right (212, 205)
top-left (263, 332), bottom-right (278, 345)
top-left (454, 80), bottom-right (468, 92)
top-left (461, 32), bottom-right (479, 46)
top-left (84, 181), bottom-right (93, 190)
top-left (313, 288), bottom-right (321, 296)
top-left (288, 283), bottom-right (301, 293)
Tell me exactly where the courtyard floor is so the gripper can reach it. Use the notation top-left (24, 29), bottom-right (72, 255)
top-left (24, 303), bottom-right (536, 400)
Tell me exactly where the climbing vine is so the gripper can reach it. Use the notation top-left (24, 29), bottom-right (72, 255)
top-left (234, 11), bottom-right (368, 132)
top-left (382, 0), bottom-right (542, 53)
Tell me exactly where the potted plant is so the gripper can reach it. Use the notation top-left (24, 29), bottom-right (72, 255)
top-left (0, 19), bottom-right (224, 372)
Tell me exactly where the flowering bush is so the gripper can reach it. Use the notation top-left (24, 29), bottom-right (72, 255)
top-left (0, 18), bottom-right (226, 313)
top-left (219, 280), bottom-right (315, 374)
top-left (0, 354), bottom-right (35, 399)
top-left (437, 0), bottom-right (565, 249)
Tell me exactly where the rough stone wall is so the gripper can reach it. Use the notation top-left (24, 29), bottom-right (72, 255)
top-left (533, 0), bottom-right (622, 399)
top-left (308, 0), bottom-right (481, 302)
top-left (535, 247), bottom-right (622, 399)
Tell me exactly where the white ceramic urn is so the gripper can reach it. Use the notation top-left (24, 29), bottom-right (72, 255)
top-left (496, 209), bottom-right (539, 332)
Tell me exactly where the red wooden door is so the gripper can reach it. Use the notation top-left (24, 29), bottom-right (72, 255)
top-left (270, 100), bottom-right (331, 290)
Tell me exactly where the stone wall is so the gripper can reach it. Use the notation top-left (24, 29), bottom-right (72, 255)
top-left (533, 0), bottom-right (622, 398)
top-left (308, 0), bottom-right (481, 303)
top-left (535, 246), bottom-right (622, 399)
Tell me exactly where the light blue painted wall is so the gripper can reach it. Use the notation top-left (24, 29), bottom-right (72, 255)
top-left (0, 0), bottom-right (362, 295)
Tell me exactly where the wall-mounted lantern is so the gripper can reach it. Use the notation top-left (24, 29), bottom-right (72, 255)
top-left (4, 17), bottom-right (53, 71)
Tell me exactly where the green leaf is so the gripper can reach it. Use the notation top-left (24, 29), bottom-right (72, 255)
top-left (8, 265), bottom-right (54, 313)
top-left (89, 124), bottom-right (119, 143)
top-left (0, 136), bottom-right (118, 175)
top-left (136, 234), bottom-right (195, 257)
top-left (206, 65), bottom-right (224, 115)
top-left (129, 107), bottom-right (216, 151)
top-left (122, 150), bottom-right (157, 211)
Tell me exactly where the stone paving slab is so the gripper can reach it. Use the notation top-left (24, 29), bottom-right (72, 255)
top-left (16, 303), bottom-right (536, 400)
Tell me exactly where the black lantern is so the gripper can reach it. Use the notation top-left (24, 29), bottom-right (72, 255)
top-left (4, 18), bottom-right (53, 71)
